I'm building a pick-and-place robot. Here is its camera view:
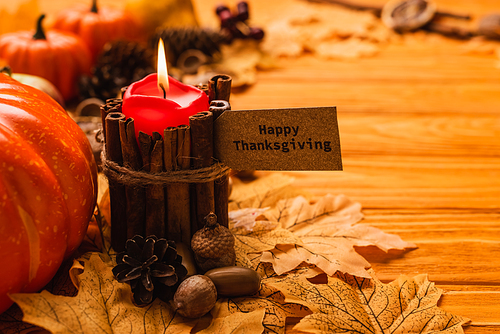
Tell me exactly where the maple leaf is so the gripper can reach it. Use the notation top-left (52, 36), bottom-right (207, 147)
top-left (259, 194), bottom-right (417, 277)
top-left (267, 269), bottom-right (470, 334)
top-left (198, 309), bottom-right (266, 334)
top-left (10, 253), bottom-right (198, 334)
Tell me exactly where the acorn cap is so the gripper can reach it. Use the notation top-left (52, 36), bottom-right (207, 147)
top-left (191, 212), bottom-right (235, 259)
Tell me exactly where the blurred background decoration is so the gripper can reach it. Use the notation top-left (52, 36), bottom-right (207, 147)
top-left (0, 0), bottom-right (40, 35)
top-left (0, 0), bottom-right (271, 107)
top-left (2, 0), bottom-right (500, 107)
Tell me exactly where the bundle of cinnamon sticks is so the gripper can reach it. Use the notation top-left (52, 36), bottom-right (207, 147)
top-left (101, 75), bottom-right (232, 252)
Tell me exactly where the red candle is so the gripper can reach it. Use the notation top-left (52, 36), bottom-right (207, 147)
top-left (122, 75), bottom-right (209, 138)
top-left (121, 39), bottom-right (209, 138)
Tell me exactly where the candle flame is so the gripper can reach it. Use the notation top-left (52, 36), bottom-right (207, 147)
top-left (157, 38), bottom-right (169, 96)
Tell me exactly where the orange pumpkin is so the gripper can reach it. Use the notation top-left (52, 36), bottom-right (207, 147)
top-left (0, 73), bottom-right (98, 314)
top-left (51, 0), bottom-right (142, 62)
top-left (0, 14), bottom-right (91, 101)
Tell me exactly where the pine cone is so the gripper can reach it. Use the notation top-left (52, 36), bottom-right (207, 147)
top-left (112, 235), bottom-right (188, 305)
top-left (191, 212), bottom-right (236, 272)
top-left (79, 40), bottom-right (155, 101)
top-left (152, 27), bottom-right (228, 68)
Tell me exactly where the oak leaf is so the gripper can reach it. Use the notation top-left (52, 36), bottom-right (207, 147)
top-left (267, 269), bottom-right (470, 334)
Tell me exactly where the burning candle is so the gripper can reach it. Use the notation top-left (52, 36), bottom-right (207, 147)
top-left (122, 39), bottom-right (209, 138)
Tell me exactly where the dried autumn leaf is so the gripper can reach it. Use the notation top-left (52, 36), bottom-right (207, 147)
top-left (199, 309), bottom-right (266, 334)
top-left (229, 207), bottom-right (274, 231)
top-left (232, 222), bottom-right (303, 268)
top-left (10, 253), bottom-right (198, 334)
top-left (229, 173), bottom-right (306, 212)
top-left (260, 1), bottom-right (393, 59)
top-left (261, 194), bottom-right (416, 277)
top-left (212, 280), bottom-right (310, 334)
top-left (0, 256), bottom-right (80, 334)
top-left (268, 269), bottom-right (470, 334)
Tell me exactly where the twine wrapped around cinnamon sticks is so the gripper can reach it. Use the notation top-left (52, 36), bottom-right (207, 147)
top-left (102, 156), bottom-right (230, 186)
top-left (101, 74), bottom-right (232, 251)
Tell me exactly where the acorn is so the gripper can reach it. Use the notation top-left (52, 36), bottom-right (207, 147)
top-left (191, 212), bottom-right (236, 272)
top-left (205, 266), bottom-right (261, 297)
top-left (172, 275), bottom-right (217, 318)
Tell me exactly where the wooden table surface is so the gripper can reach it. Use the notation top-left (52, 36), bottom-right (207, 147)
top-left (8, 0), bottom-right (500, 332)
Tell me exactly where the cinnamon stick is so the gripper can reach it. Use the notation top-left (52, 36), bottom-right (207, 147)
top-left (164, 127), bottom-right (180, 241)
top-left (208, 74), bottom-right (232, 102)
top-left (101, 98), bottom-right (122, 142)
top-left (208, 100), bottom-right (231, 119)
top-left (139, 132), bottom-right (166, 238)
top-left (138, 131), bottom-right (152, 171)
top-left (119, 118), bottom-right (145, 239)
top-left (209, 100), bottom-right (231, 228)
top-left (189, 111), bottom-right (215, 232)
top-left (194, 83), bottom-right (209, 96)
top-left (168, 125), bottom-right (191, 244)
top-left (105, 112), bottom-right (127, 251)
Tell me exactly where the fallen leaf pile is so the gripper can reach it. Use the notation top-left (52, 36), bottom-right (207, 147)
top-left (258, 0), bottom-right (394, 59)
top-left (2, 173), bottom-right (470, 333)
top-left (230, 192), bottom-right (416, 278)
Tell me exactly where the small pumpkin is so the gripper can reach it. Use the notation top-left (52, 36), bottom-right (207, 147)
top-left (0, 66), bottom-right (65, 108)
top-left (0, 14), bottom-right (91, 101)
top-left (51, 0), bottom-right (142, 62)
top-left (0, 73), bottom-right (98, 314)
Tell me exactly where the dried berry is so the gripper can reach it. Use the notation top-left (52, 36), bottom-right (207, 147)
top-left (236, 2), bottom-right (249, 22)
top-left (191, 212), bottom-right (236, 272)
top-left (112, 235), bottom-right (188, 305)
top-left (216, 1), bottom-right (264, 41)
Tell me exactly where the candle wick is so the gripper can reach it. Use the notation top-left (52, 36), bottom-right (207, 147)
top-left (159, 83), bottom-right (166, 99)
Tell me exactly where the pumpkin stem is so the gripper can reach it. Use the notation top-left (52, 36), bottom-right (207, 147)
top-left (0, 66), bottom-right (12, 77)
top-left (33, 14), bottom-right (47, 40)
top-left (91, 0), bottom-right (98, 13)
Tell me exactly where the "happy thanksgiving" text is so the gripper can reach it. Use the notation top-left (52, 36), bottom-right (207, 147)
top-left (232, 125), bottom-right (333, 153)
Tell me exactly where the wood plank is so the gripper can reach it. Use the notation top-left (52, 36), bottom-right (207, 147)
top-left (362, 240), bottom-right (500, 285)
top-left (234, 112), bottom-right (500, 157)
top-left (440, 291), bottom-right (500, 324)
top-left (351, 210), bottom-right (500, 284)
top-left (229, 50), bottom-right (500, 114)
top-left (337, 113), bottom-right (500, 157)
top-left (272, 156), bottom-right (500, 209)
